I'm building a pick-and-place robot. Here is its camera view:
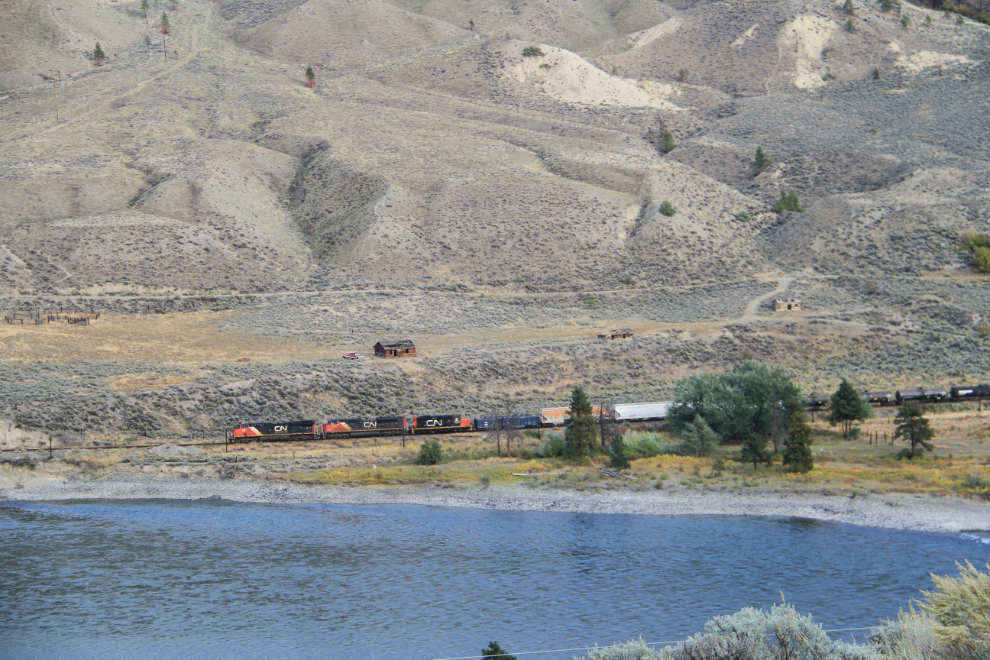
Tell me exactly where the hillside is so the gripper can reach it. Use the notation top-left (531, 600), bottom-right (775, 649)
top-left (0, 0), bottom-right (989, 441)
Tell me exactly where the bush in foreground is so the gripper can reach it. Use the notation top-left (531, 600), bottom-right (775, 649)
top-left (415, 439), bottom-right (444, 465)
top-left (579, 562), bottom-right (990, 660)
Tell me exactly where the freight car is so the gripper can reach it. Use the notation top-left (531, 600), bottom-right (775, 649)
top-left (807, 393), bottom-right (831, 408)
top-left (323, 417), bottom-right (408, 438)
top-left (539, 406), bottom-right (605, 426)
top-left (896, 388), bottom-right (949, 404)
top-left (611, 402), bottom-right (672, 423)
top-left (474, 415), bottom-right (541, 431)
top-left (230, 420), bottom-right (319, 442)
top-left (864, 391), bottom-right (895, 406)
top-left (950, 385), bottom-right (990, 401)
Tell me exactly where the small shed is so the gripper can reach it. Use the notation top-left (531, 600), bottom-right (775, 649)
top-left (774, 299), bottom-right (803, 312)
top-left (375, 339), bottom-right (416, 358)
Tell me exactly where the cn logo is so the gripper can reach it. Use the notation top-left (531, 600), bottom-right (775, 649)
top-left (426, 419), bottom-right (442, 427)
top-left (363, 421), bottom-right (377, 428)
top-left (274, 425), bottom-right (287, 432)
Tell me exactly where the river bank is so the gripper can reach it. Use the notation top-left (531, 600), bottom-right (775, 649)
top-left (4, 471), bottom-right (990, 535)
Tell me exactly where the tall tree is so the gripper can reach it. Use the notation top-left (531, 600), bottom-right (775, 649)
top-left (305, 65), bottom-right (316, 87)
top-left (564, 386), bottom-right (597, 457)
top-left (93, 42), bottom-right (108, 65)
top-left (681, 416), bottom-right (719, 457)
top-left (782, 400), bottom-right (814, 472)
top-left (894, 401), bottom-right (935, 457)
top-left (828, 379), bottom-right (872, 436)
top-left (141, 0), bottom-right (149, 19)
top-left (159, 11), bottom-right (171, 63)
top-left (669, 361), bottom-right (803, 449)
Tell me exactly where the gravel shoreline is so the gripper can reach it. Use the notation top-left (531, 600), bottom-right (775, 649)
top-left (4, 473), bottom-right (990, 535)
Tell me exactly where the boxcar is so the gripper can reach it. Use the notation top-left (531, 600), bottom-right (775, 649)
top-left (411, 415), bottom-right (473, 434)
top-left (231, 420), bottom-right (318, 442)
top-left (323, 417), bottom-right (408, 438)
top-left (474, 415), bottom-right (540, 431)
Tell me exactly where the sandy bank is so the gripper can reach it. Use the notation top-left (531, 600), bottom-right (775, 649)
top-left (4, 473), bottom-right (990, 535)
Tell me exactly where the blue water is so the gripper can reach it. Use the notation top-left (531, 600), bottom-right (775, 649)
top-left (1, 500), bottom-right (988, 660)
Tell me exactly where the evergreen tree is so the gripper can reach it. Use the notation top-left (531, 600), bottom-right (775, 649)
top-left (844, 0), bottom-right (856, 15)
top-left (564, 386), bottom-right (597, 457)
top-left (482, 642), bottom-right (517, 660)
top-left (755, 146), bottom-right (767, 172)
top-left (141, 0), bottom-right (149, 19)
top-left (93, 42), bottom-right (108, 65)
top-left (608, 434), bottom-right (630, 470)
top-left (894, 401), bottom-right (935, 457)
top-left (305, 65), bottom-right (316, 87)
top-left (741, 434), bottom-right (772, 469)
top-left (681, 416), bottom-right (719, 457)
top-left (160, 11), bottom-right (170, 35)
top-left (771, 190), bottom-right (803, 213)
top-left (659, 128), bottom-right (676, 153)
top-left (783, 401), bottom-right (814, 473)
top-left (828, 379), bottom-right (872, 437)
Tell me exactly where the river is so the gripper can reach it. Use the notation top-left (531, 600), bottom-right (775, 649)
top-left (1, 499), bottom-right (988, 659)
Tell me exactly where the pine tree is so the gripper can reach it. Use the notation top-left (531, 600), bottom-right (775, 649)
top-left (828, 379), bottom-right (871, 437)
top-left (608, 434), bottom-right (630, 469)
top-left (564, 386), bottom-right (597, 457)
top-left (755, 146), bottom-right (767, 172)
top-left (894, 401), bottom-right (935, 457)
top-left (93, 42), bottom-right (107, 65)
top-left (482, 642), bottom-right (517, 660)
top-left (741, 434), bottom-right (772, 469)
top-left (681, 416), bottom-right (719, 457)
top-left (659, 128), bottom-right (676, 154)
top-left (783, 403), bottom-right (814, 473)
top-left (305, 65), bottom-right (316, 87)
top-left (843, 0), bottom-right (855, 15)
top-left (141, 0), bottom-right (149, 19)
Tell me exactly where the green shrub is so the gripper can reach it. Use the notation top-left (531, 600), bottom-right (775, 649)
top-left (658, 129), bottom-right (676, 154)
top-left (622, 432), bottom-right (683, 458)
top-left (881, 0), bottom-right (893, 11)
top-left (921, 561), bottom-right (990, 655)
top-left (676, 67), bottom-right (688, 82)
top-left (844, 0), bottom-right (856, 14)
top-left (415, 439), bottom-right (444, 465)
top-left (538, 433), bottom-right (566, 458)
top-left (973, 246), bottom-right (990, 273)
top-left (522, 46), bottom-right (545, 57)
top-left (771, 190), bottom-right (803, 213)
top-left (736, 211), bottom-right (752, 222)
top-left (902, 14), bottom-right (910, 28)
top-left (659, 200), bottom-right (677, 216)
top-left (872, 67), bottom-right (881, 79)
top-left (846, 18), bottom-right (857, 32)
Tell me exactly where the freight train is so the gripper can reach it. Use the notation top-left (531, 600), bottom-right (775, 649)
top-left (227, 384), bottom-right (989, 443)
